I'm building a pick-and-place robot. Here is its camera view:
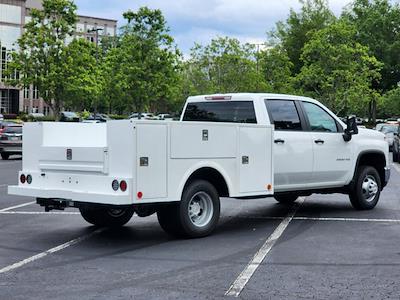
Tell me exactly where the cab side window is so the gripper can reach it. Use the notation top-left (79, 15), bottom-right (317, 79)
top-left (302, 102), bottom-right (338, 133)
top-left (265, 100), bottom-right (302, 131)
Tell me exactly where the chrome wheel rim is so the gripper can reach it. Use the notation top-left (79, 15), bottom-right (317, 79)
top-left (108, 209), bottom-right (125, 218)
top-left (362, 175), bottom-right (378, 202)
top-left (188, 191), bottom-right (214, 227)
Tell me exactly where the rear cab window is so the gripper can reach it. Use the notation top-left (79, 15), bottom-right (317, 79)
top-left (183, 101), bottom-right (257, 124)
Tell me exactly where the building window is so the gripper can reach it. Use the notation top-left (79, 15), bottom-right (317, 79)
top-left (24, 86), bottom-right (30, 99)
top-left (0, 25), bottom-right (21, 50)
top-left (76, 23), bottom-right (85, 33)
top-left (33, 86), bottom-right (39, 99)
top-left (0, 4), bottom-right (22, 24)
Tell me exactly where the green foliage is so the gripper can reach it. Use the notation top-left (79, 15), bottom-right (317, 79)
top-left (381, 87), bottom-right (400, 117)
top-left (271, 0), bottom-right (335, 74)
top-left (107, 7), bottom-right (181, 114)
top-left (62, 39), bottom-right (102, 111)
top-left (7, 0), bottom-right (77, 120)
top-left (296, 20), bottom-right (383, 116)
top-left (343, 0), bottom-right (400, 92)
top-left (259, 46), bottom-right (295, 93)
top-left (183, 37), bottom-right (267, 95)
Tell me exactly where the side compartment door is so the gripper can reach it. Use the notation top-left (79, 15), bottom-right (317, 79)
top-left (265, 99), bottom-right (314, 192)
top-left (136, 123), bottom-right (167, 199)
top-left (238, 126), bottom-right (273, 195)
top-left (300, 101), bottom-right (353, 186)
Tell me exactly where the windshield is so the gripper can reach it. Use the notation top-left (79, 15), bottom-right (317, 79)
top-left (4, 126), bottom-right (22, 134)
top-left (381, 125), bottom-right (398, 133)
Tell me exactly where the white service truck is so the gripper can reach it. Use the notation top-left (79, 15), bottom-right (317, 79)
top-left (8, 94), bottom-right (390, 238)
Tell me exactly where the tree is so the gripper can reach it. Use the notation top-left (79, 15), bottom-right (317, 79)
top-left (270, 0), bottom-right (335, 74)
top-left (7, 0), bottom-right (77, 120)
top-left (381, 87), bottom-right (400, 118)
top-left (109, 7), bottom-right (181, 114)
top-left (61, 39), bottom-right (102, 112)
top-left (184, 37), bottom-right (267, 95)
top-left (259, 46), bottom-right (295, 93)
top-left (342, 0), bottom-right (400, 92)
top-left (296, 21), bottom-right (383, 117)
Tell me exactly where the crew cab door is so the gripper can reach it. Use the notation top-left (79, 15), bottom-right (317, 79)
top-left (300, 101), bottom-right (352, 187)
top-left (265, 99), bottom-right (314, 192)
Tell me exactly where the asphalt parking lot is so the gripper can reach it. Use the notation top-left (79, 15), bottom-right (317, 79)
top-left (1, 157), bottom-right (400, 299)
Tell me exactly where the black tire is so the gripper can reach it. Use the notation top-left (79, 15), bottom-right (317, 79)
top-left (79, 207), bottom-right (134, 227)
top-left (157, 180), bottom-right (220, 238)
top-left (1, 153), bottom-right (9, 160)
top-left (274, 194), bottom-right (299, 204)
top-left (349, 166), bottom-right (381, 210)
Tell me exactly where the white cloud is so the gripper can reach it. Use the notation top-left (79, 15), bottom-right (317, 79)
top-left (76, 0), bottom-right (353, 53)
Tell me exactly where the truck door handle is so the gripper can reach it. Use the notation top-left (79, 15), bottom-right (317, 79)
top-left (274, 139), bottom-right (285, 144)
top-left (314, 139), bottom-right (325, 144)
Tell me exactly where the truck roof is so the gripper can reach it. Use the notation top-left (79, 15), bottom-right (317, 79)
top-left (186, 93), bottom-right (318, 103)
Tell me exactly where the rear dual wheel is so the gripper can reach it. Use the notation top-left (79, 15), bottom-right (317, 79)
top-left (1, 153), bottom-right (9, 160)
top-left (79, 207), bottom-right (134, 227)
top-left (157, 180), bottom-right (220, 238)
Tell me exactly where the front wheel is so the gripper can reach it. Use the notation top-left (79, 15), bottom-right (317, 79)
top-left (157, 180), bottom-right (220, 238)
top-left (79, 207), bottom-right (134, 227)
top-left (349, 166), bottom-right (381, 210)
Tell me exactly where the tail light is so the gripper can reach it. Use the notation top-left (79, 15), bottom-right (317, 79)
top-left (20, 174), bottom-right (26, 184)
top-left (112, 180), bottom-right (119, 191)
top-left (119, 180), bottom-right (127, 192)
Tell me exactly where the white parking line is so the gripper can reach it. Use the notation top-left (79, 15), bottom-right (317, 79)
top-left (225, 197), bottom-right (305, 297)
top-left (0, 229), bottom-right (102, 274)
top-left (0, 201), bottom-right (35, 212)
top-left (0, 211), bottom-right (80, 215)
top-left (234, 216), bottom-right (400, 223)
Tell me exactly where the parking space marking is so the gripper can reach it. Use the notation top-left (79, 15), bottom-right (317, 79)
top-left (393, 163), bottom-right (400, 174)
top-left (0, 201), bottom-right (36, 212)
top-left (233, 215), bottom-right (400, 223)
top-left (0, 229), bottom-right (103, 274)
top-left (225, 197), bottom-right (305, 297)
top-left (0, 211), bottom-right (80, 215)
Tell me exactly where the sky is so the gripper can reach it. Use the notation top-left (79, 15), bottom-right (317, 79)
top-left (75, 0), bottom-right (353, 54)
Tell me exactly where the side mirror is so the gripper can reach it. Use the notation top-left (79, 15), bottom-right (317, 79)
top-left (343, 116), bottom-right (359, 142)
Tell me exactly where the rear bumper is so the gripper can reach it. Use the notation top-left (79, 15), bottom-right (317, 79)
top-left (8, 185), bottom-right (132, 205)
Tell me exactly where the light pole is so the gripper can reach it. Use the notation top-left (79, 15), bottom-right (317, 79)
top-left (87, 28), bottom-right (103, 117)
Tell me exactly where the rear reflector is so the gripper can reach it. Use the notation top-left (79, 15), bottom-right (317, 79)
top-left (27, 175), bottom-right (32, 184)
top-left (137, 192), bottom-right (143, 199)
top-left (20, 174), bottom-right (26, 184)
top-left (205, 96), bottom-right (232, 101)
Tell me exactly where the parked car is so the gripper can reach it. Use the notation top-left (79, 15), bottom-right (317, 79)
top-left (60, 111), bottom-right (80, 122)
top-left (392, 125), bottom-right (400, 162)
top-left (86, 113), bottom-right (111, 123)
top-left (157, 113), bottom-right (174, 120)
top-left (29, 113), bottom-right (45, 119)
top-left (128, 112), bottom-right (156, 120)
top-left (0, 121), bottom-right (20, 134)
top-left (380, 124), bottom-right (399, 151)
top-left (0, 124), bottom-right (23, 160)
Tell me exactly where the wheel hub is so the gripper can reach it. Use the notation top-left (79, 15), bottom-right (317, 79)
top-left (362, 175), bottom-right (378, 202)
top-left (188, 191), bottom-right (214, 228)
